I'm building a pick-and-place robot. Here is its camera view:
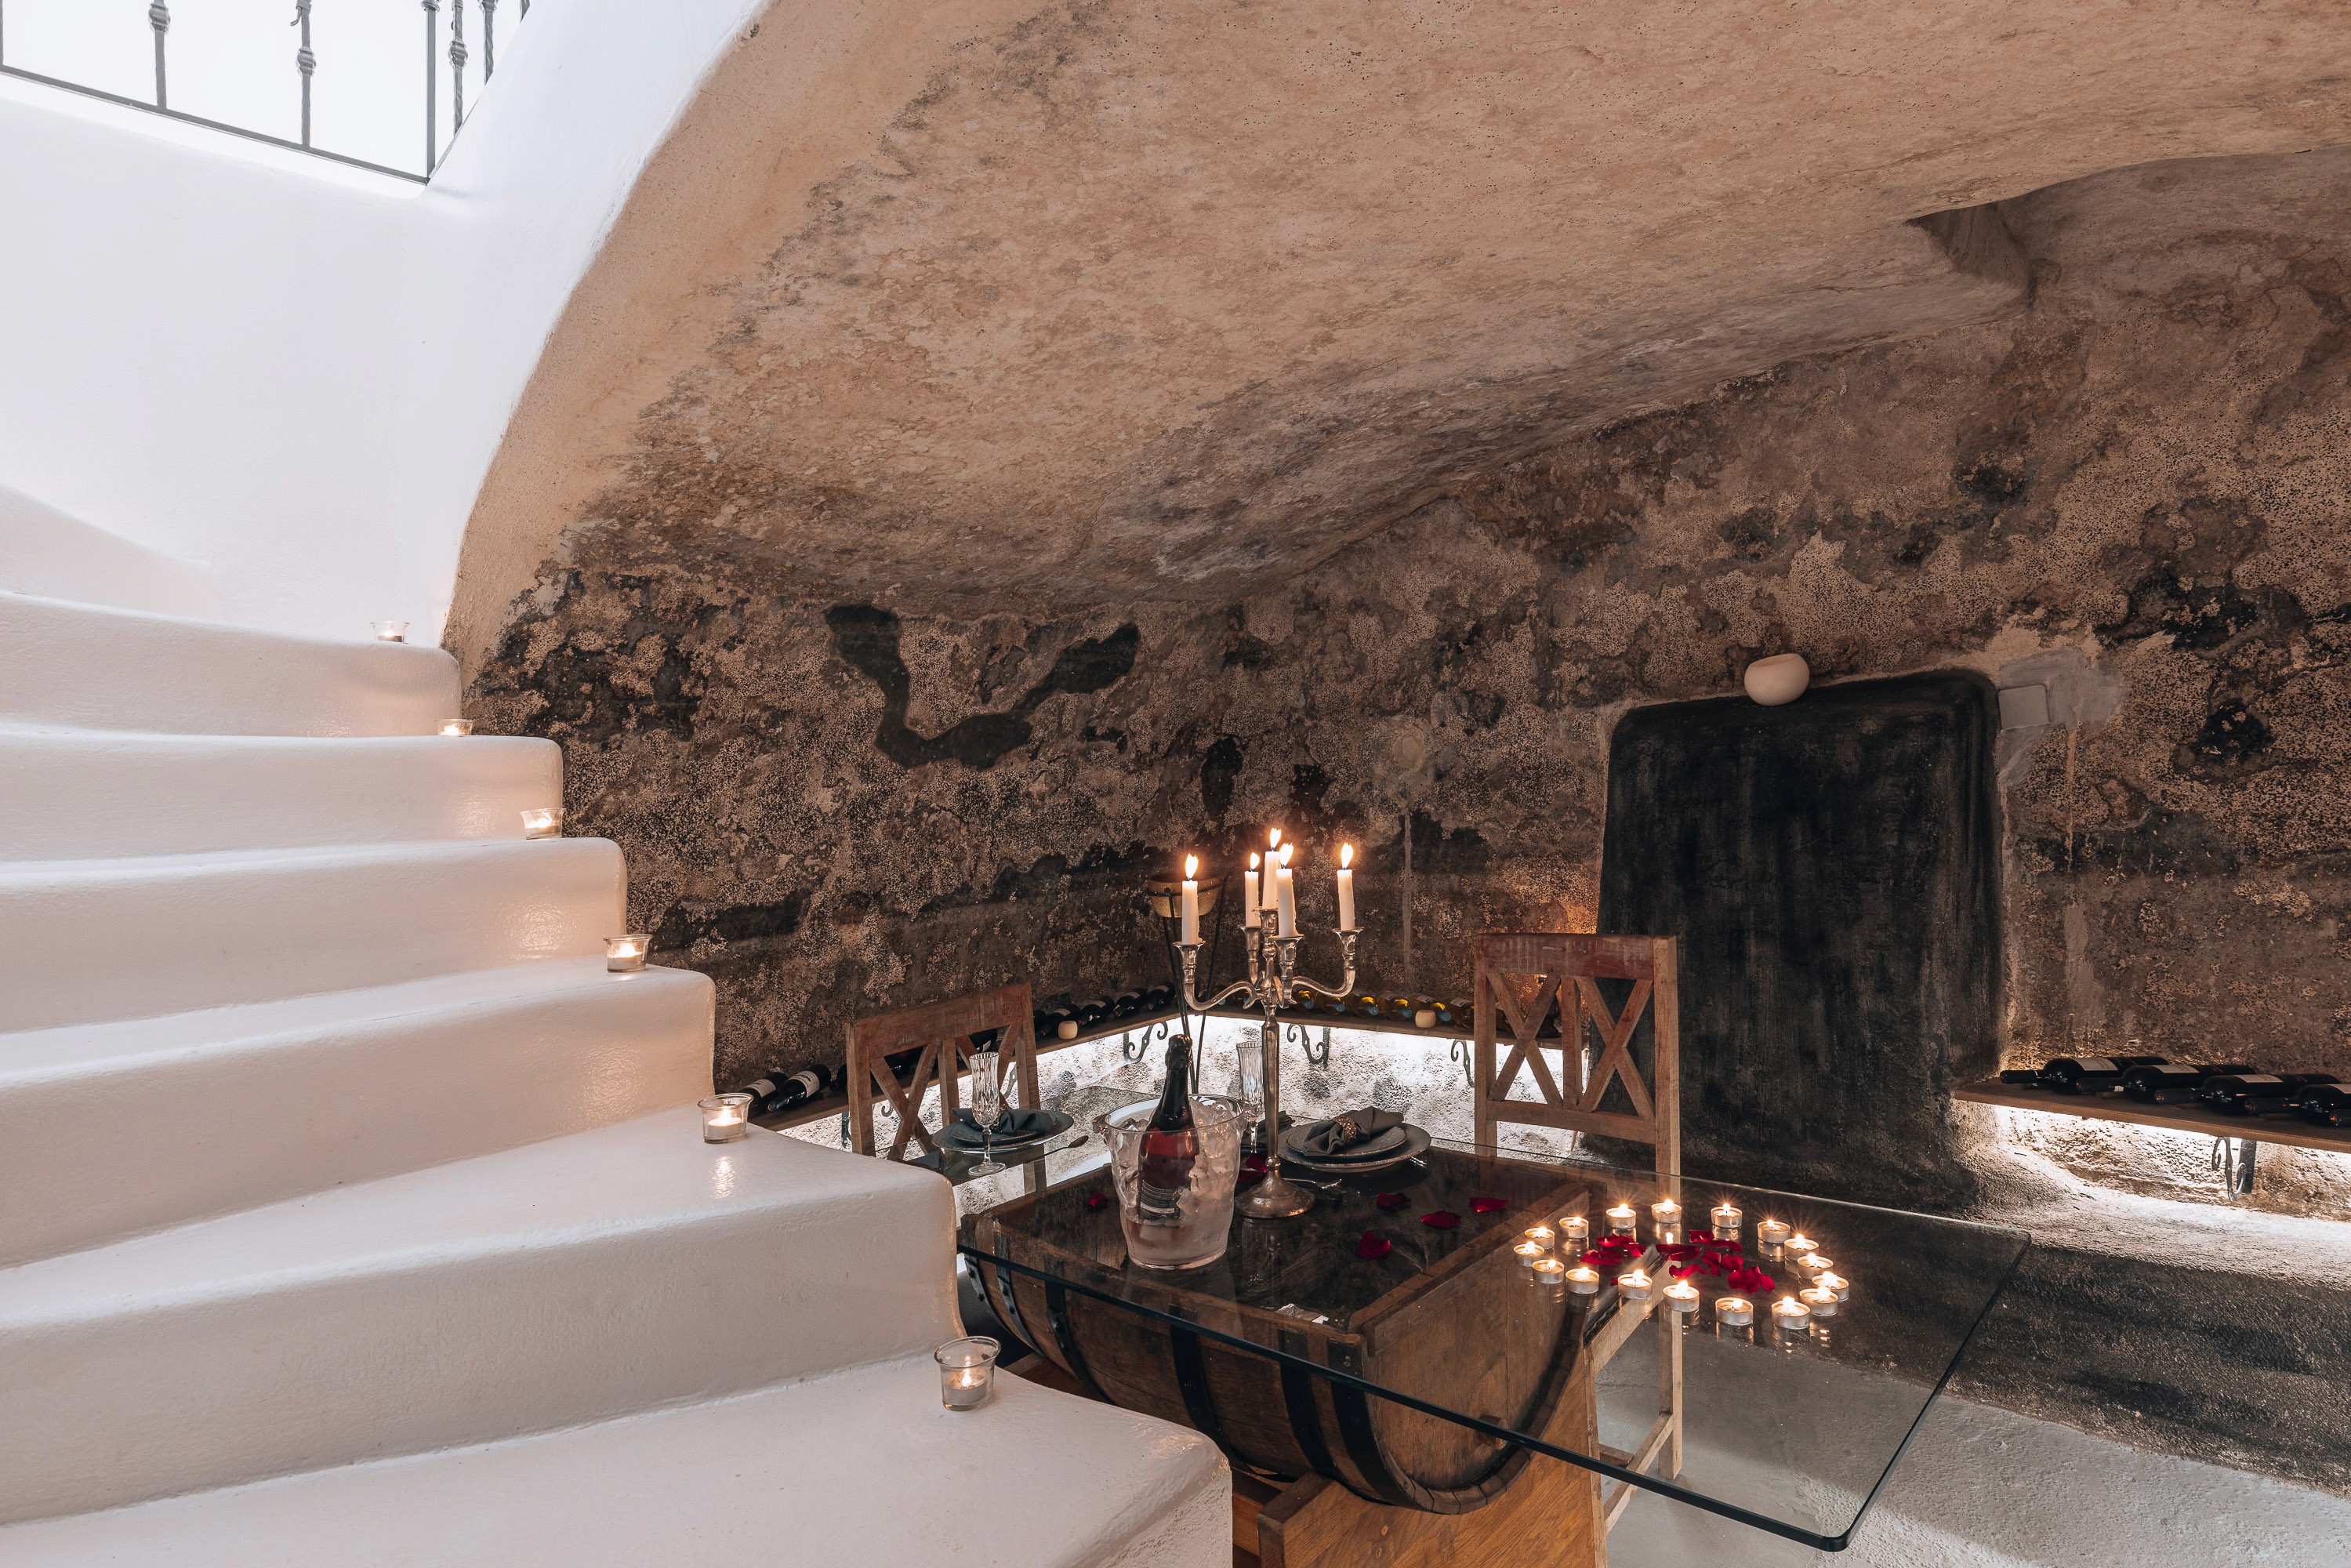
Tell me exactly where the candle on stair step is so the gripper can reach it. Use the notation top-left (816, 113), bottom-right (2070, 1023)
top-left (937, 1337), bottom-right (1000, 1410)
top-left (605, 934), bottom-right (651, 972)
top-left (437, 718), bottom-right (473, 736)
top-left (700, 1093), bottom-right (753, 1143)
top-left (372, 621), bottom-right (408, 643)
top-left (520, 807), bottom-right (561, 840)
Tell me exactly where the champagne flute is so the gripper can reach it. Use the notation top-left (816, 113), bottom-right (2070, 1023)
top-left (971, 1049), bottom-right (1006, 1176)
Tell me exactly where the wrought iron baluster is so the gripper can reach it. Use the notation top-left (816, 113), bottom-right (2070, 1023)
top-left (422, 0), bottom-right (438, 174)
top-left (148, 1), bottom-right (169, 109)
top-left (291, 1), bottom-right (315, 147)
top-left (481, 0), bottom-right (495, 79)
top-left (448, 0), bottom-right (467, 129)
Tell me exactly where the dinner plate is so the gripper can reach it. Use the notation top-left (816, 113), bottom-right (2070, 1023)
top-left (937, 1109), bottom-right (1072, 1152)
top-left (1279, 1123), bottom-right (1431, 1176)
top-left (1283, 1122), bottom-right (1410, 1162)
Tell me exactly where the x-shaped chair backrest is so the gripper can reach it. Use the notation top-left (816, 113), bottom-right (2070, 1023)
top-left (1471, 934), bottom-right (1678, 1178)
top-left (847, 983), bottom-right (1039, 1162)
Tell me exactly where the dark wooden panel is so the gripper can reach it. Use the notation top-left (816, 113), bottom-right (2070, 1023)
top-left (1598, 672), bottom-right (2000, 1207)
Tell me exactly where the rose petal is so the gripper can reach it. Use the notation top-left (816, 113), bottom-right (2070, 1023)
top-left (1355, 1232), bottom-right (1394, 1261)
top-left (1420, 1210), bottom-right (1462, 1230)
top-left (1375, 1192), bottom-right (1410, 1211)
top-left (1471, 1196), bottom-right (1511, 1214)
top-left (1084, 1189), bottom-right (1110, 1211)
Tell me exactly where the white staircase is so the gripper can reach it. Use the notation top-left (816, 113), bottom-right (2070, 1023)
top-left (0, 590), bottom-right (1228, 1565)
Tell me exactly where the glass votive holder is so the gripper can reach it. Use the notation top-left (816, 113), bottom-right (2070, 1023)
top-left (1559, 1214), bottom-right (1591, 1247)
top-left (1616, 1269), bottom-right (1654, 1302)
top-left (1714, 1295), bottom-right (1754, 1327)
top-left (1514, 1241), bottom-right (1549, 1275)
top-left (936, 1336), bottom-right (1000, 1410)
top-left (1710, 1202), bottom-right (1742, 1240)
top-left (700, 1092), bottom-right (753, 1142)
top-left (1663, 1279), bottom-right (1701, 1315)
top-left (1817, 1271), bottom-right (1851, 1301)
top-left (1800, 1285), bottom-right (1841, 1319)
top-left (1756, 1218), bottom-right (1791, 1248)
top-left (438, 719), bottom-right (474, 737)
top-left (1772, 1295), bottom-right (1813, 1334)
top-left (1605, 1203), bottom-right (1638, 1236)
top-left (1798, 1253), bottom-right (1835, 1279)
top-left (520, 807), bottom-right (562, 840)
top-left (1566, 1264), bottom-right (1601, 1296)
top-left (372, 620), bottom-right (408, 643)
top-left (1522, 1224), bottom-right (1556, 1255)
top-left (605, 934), bottom-right (651, 972)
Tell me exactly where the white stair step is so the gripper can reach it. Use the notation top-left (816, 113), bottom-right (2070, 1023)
top-left (0, 961), bottom-right (714, 1266)
top-left (0, 1111), bottom-right (957, 1525)
top-left (0, 727), bottom-right (562, 859)
top-left (0, 590), bottom-right (456, 736)
top-left (0, 838), bottom-right (626, 1030)
top-left (0, 1355), bottom-right (1232, 1567)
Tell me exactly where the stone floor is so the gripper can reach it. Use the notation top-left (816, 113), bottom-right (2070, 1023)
top-left (1609, 1392), bottom-right (2351, 1567)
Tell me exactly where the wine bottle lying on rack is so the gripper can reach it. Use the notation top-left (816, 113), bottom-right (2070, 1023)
top-left (2295, 1084), bottom-right (2351, 1127)
top-left (742, 1063), bottom-right (833, 1116)
top-left (2037, 1054), bottom-right (2167, 1094)
top-left (2198, 1073), bottom-right (2343, 1116)
top-left (2122, 1063), bottom-right (2254, 1104)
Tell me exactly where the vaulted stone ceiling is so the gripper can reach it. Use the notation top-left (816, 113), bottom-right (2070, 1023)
top-left (449, 0), bottom-right (2351, 664)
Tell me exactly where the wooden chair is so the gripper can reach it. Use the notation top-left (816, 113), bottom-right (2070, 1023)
top-left (847, 983), bottom-right (1040, 1163)
top-left (1471, 933), bottom-right (1681, 1537)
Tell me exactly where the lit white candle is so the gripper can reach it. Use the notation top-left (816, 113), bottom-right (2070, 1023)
top-left (1275, 855), bottom-right (1297, 938)
top-left (1772, 1295), bottom-right (1812, 1333)
top-left (1606, 1203), bottom-right (1638, 1235)
top-left (1523, 1225), bottom-right (1556, 1255)
top-left (1714, 1296), bottom-right (1754, 1327)
top-left (372, 620), bottom-right (408, 643)
top-left (1180, 855), bottom-right (1199, 946)
top-left (1565, 1264), bottom-right (1600, 1295)
top-left (1663, 1280), bottom-right (1701, 1315)
top-left (1785, 1233), bottom-right (1817, 1256)
top-left (438, 718), bottom-right (473, 737)
top-left (699, 1093), bottom-right (753, 1143)
top-left (1243, 854), bottom-right (1261, 928)
top-left (935, 1336), bottom-right (1001, 1411)
top-left (1532, 1258), bottom-right (1569, 1295)
top-left (1336, 843), bottom-right (1356, 929)
top-left (1515, 1241), bottom-right (1548, 1274)
top-left (1710, 1202), bottom-right (1742, 1239)
top-left (1798, 1253), bottom-right (1835, 1279)
top-left (1616, 1269), bottom-right (1655, 1302)
top-left (604, 934), bottom-right (651, 972)
top-left (1756, 1219), bottom-right (1791, 1247)
top-left (1560, 1214), bottom-right (1591, 1246)
top-left (1651, 1198), bottom-right (1682, 1231)
top-left (1799, 1285), bottom-right (1840, 1319)
top-left (520, 807), bottom-right (561, 840)
top-left (1264, 831), bottom-right (1283, 906)
top-left (1817, 1271), bottom-right (1850, 1301)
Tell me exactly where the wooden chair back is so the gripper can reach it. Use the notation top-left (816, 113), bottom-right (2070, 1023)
top-left (847, 983), bottom-right (1040, 1162)
top-left (1471, 933), bottom-right (1678, 1177)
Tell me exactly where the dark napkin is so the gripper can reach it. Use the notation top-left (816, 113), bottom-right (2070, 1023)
top-left (1300, 1107), bottom-right (1404, 1156)
top-left (949, 1105), bottom-right (1053, 1139)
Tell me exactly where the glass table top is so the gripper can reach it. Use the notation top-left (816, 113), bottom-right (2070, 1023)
top-left (959, 1135), bottom-right (2028, 1551)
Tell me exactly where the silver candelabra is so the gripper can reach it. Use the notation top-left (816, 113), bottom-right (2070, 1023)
top-left (1178, 916), bottom-right (1358, 1220)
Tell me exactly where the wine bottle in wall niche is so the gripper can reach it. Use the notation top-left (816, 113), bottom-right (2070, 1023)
top-left (1112, 989), bottom-right (1144, 1019)
top-left (743, 1065), bottom-right (833, 1117)
top-left (2121, 1063), bottom-right (2254, 1104)
top-left (2198, 1073), bottom-right (2342, 1115)
top-left (2036, 1054), bottom-right (2166, 1094)
top-left (1998, 1068), bottom-right (2041, 1085)
top-left (2295, 1084), bottom-right (2351, 1127)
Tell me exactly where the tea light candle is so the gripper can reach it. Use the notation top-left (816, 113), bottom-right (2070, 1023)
top-left (1180, 855), bottom-right (1200, 945)
top-left (1532, 1258), bottom-right (1568, 1291)
top-left (438, 719), bottom-right (474, 737)
top-left (1772, 1295), bottom-right (1812, 1333)
top-left (1798, 1253), bottom-right (1835, 1279)
top-left (1800, 1284), bottom-right (1840, 1319)
top-left (1523, 1225), bottom-right (1557, 1254)
top-left (1606, 1203), bottom-right (1638, 1235)
top-left (1784, 1234), bottom-right (1817, 1256)
top-left (935, 1336), bottom-right (1001, 1410)
top-left (1566, 1264), bottom-right (1600, 1296)
top-left (1756, 1218), bottom-right (1791, 1247)
top-left (1515, 1241), bottom-right (1549, 1274)
top-left (1710, 1202), bottom-right (1742, 1240)
top-left (1663, 1279), bottom-right (1701, 1315)
top-left (1817, 1271), bottom-right (1850, 1301)
top-left (520, 807), bottom-right (561, 840)
top-left (1714, 1296), bottom-right (1754, 1327)
top-left (1616, 1269), bottom-right (1654, 1302)
top-left (1336, 843), bottom-right (1356, 929)
top-left (605, 934), bottom-right (651, 972)
top-left (372, 620), bottom-right (408, 643)
top-left (1650, 1198), bottom-right (1682, 1231)
top-left (1560, 1214), bottom-right (1591, 1246)
top-left (700, 1092), bottom-right (752, 1142)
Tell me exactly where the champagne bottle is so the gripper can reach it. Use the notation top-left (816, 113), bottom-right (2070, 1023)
top-left (1134, 1032), bottom-right (1200, 1227)
top-left (2121, 1063), bottom-right (2254, 1104)
top-left (744, 1064), bottom-right (832, 1116)
top-left (2037, 1054), bottom-right (2166, 1094)
top-left (2199, 1073), bottom-right (2342, 1116)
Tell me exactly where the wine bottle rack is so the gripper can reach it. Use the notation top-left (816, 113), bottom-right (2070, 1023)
top-left (1952, 1078), bottom-right (2351, 1157)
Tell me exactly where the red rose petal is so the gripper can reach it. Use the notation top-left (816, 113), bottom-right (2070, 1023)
top-left (1355, 1232), bottom-right (1394, 1261)
top-left (1471, 1196), bottom-right (1510, 1214)
top-left (1374, 1192), bottom-right (1410, 1210)
top-left (1084, 1189), bottom-right (1110, 1211)
top-left (1420, 1210), bottom-right (1462, 1230)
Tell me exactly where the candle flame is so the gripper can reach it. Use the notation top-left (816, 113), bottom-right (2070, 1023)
top-left (1184, 855), bottom-right (1198, 879)
top-left (1341, 842), bottom-right (1354, 869)
top-left (1268, 827), bottom-right (1282, 850)
top-left (1279, 843), bottom-right (1295, 866)
top-left (1249, 851), bottom-right (1261, 869)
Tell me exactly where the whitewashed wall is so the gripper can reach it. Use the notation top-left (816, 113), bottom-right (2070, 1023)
top-left (0, 0), bottom-right (766, 639)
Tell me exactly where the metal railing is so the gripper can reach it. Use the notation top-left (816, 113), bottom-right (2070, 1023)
top-left (0, 1), bottom-right (534, 183)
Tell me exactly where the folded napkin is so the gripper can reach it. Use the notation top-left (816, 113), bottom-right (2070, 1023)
top-left (950, 1105), bottom-right (1052, 1138)
top-left (1300, 1107), bottom-right (1404, 1156)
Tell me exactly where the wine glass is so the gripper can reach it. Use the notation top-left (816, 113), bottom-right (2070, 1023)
top-left (971, 1049), bottom-right (1006, 1176)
